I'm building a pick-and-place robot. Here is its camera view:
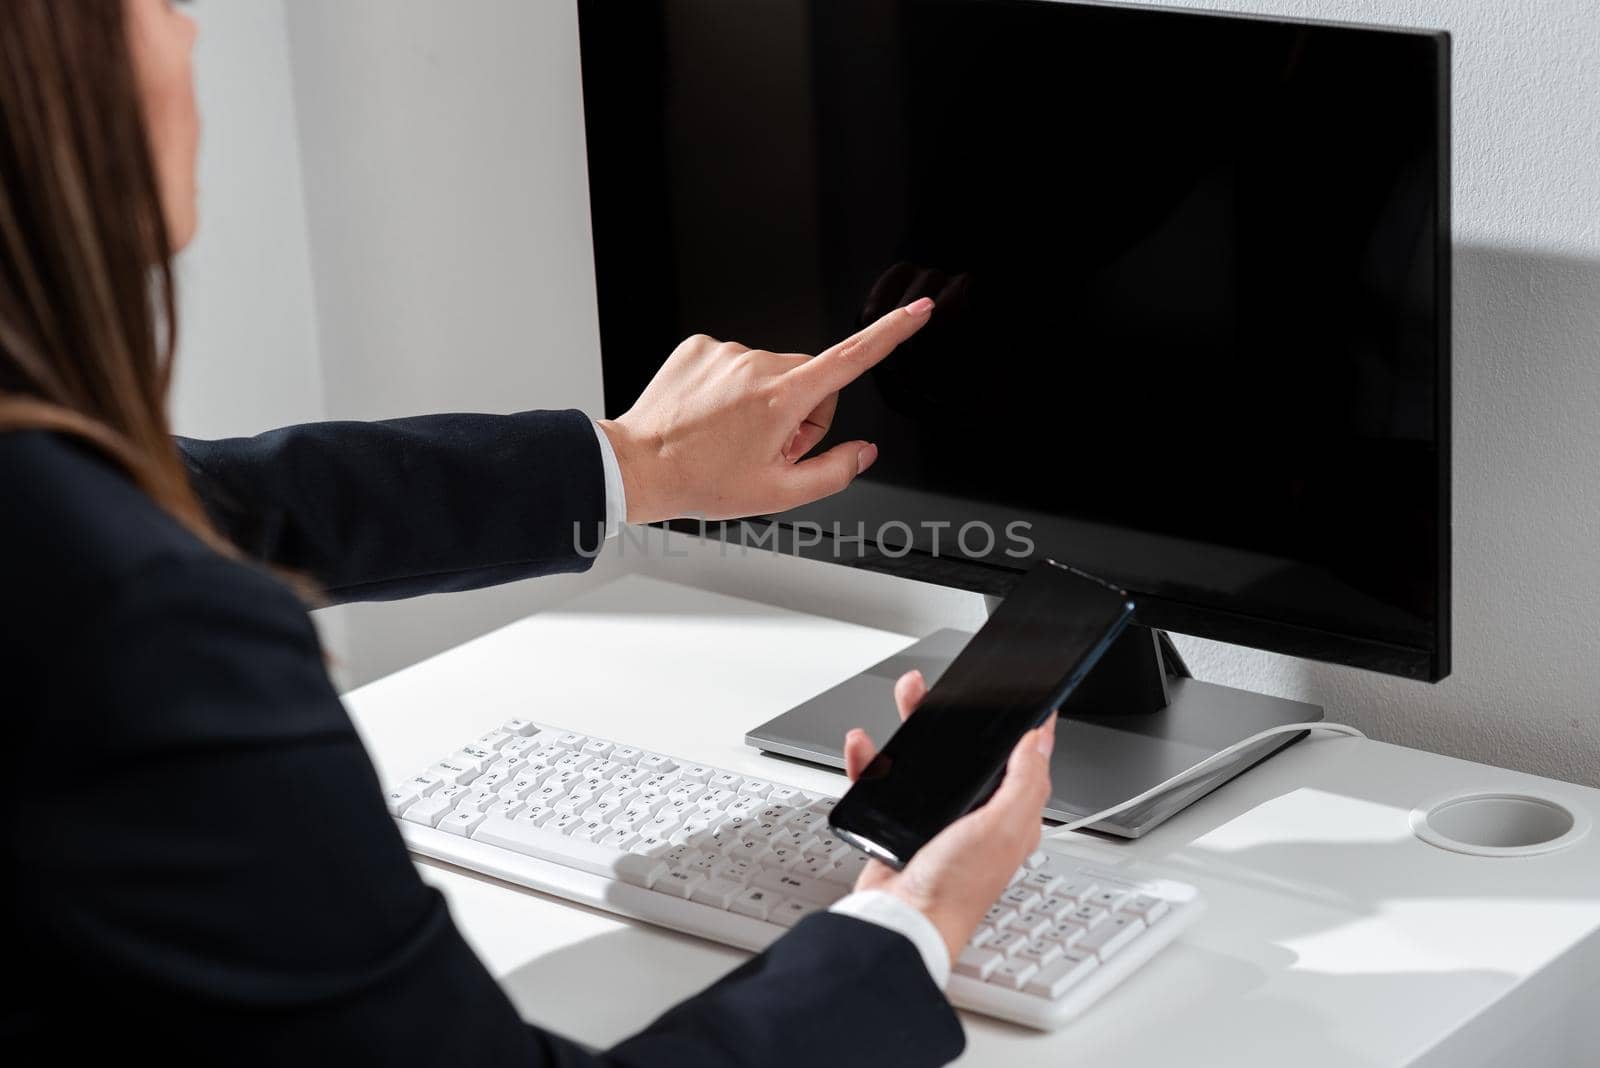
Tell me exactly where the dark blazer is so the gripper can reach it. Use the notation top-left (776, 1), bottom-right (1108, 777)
top-left (0, 412), bottom-right (964, 1065)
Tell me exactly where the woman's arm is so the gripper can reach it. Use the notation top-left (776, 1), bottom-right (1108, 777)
top-left (19, 552), bottom-right (964, 1066)
top-left (176, 300), bottom-right (935, 602)
top-left (177, 409), bottom-right (608, 603)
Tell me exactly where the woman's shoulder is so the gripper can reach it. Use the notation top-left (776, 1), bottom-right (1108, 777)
top-left (0, 430), bottom-right (283, 646)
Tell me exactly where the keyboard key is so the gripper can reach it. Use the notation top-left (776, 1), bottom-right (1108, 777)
top-left (551, 731), bottom-right (586, 750)
top-left (738, 779), bottom-right (773, 798)
top-left (1086, 889), bottom-right (1128, 912)
top-left (787, 810), bottom-right (825, 832)
top-left (984, 905), bottom-right (1018, 929)
top-left (792, 854), bottom-right (834, 879)
top-left (1077, 914), bottom-right (1145, 961)
top-left (1056, 880), bottom-right (1099, 902)
top-left (515, 804), bottom-right (555, 827)
top-left (771, 899), bottom-right (818, 927)
top-left (385, 787), bottom-right (418, 815)
top-left (1008, 911), bottom-right (1053, 940)
top-left (767, 785), bottom-right (811, 806)
top-left (1122, 894), bottom-right (1171, 924)
top-left (752, 869), bottom-right (843, 906)
top-left (571, 819), bottom-right (609, 843)
top-left (473, 769), bottom-right (512, 793)
top-left (1001, 886), bottom-right (1042, 913)
top-left (582, 739), bottom-right (614, 757)
top-left (456, 788), bottom-right (498, 813)
top-left (654, 867), bottom-right (704, 899)
top-left (709, 771), bottom-right (742, 791)
top-left (726, 796), bottom-right (762, 819)
top-left (822, 852), bottom-right (867, 886)
top-left (486, 800), bottom-right (525, 819)
top-left (1016, 938), bottom-right (1064, 969)
top-left (713, 858), bottom-right (757, 884)
top-left (987, 931), bottom-right (1030, 957)
top-left (1022, 871), bottom-right (1063, 896)
top-left (638, 775), bottom-right (676, 799)
top-left (730, 885), bottom-right (782, 920)
top-left (629, 833), bottom-right (671, 856)
top-left (956, 947), bottom-right (1005, 981)
top-left (440, 809), bottom-right (486, 836)
top-left (1024, 949), bottom-right (1099, 998)
top-left (402, 794), bottom-right (455, 827)
top-left (598, 827), bottom-right (638, 851)
top-left (585, 760), bottom-right (623, 781)
top-left (613, 767), bottom-right (649, 790)
top-left (610, 745), bottom-right (642, 764)
top-left (678, 763), bottom-right (714, 783)
top-left (503, 718), bottom-right (537, 737)
top-left (638, 753), bottom-right (678, 773)
top-left (696, 787), bottom-right (734, 812)
top-left (1037, 895), bottom-right (1075, 922)
top-left (478, 731), bottom-right (513, 751)
top-left (1070, 905), bottom-right (1108, 930)
top-left (430, 760), bottom-right (477, 786)
top-left (450, 750), bottom-right (489, 773)
top-left (1025, 850), bottom-right (1048, 868)
top-left (546, 813), bottom-right (582, 835)
top-left (989, 957), bottom-right (1039, 990)
top-left (500, 772), bottom-right (544, 799)
top-left (690, 877), bottom-right (744, 909)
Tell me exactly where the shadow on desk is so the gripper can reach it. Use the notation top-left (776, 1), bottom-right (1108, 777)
top-left (496, 923), bottom-right (744, 1045)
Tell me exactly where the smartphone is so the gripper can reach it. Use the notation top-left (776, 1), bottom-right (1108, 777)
top-left (828, 560), bottom-right (1136, 868)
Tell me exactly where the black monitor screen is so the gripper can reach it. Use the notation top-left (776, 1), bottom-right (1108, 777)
top-left (579, 0), bottom-right (1450, 680)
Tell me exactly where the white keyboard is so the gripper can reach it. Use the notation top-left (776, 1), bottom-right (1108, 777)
top-left (385, 717), bottom-right (1205, 1030)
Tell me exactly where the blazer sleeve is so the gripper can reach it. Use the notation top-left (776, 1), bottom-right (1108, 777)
top-left (19, 554), bottom-right (964, 1067)
top-left (175, 410), bottom-right (608, 604)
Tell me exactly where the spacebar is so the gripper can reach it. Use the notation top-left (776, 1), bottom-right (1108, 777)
top-left (470, 814), bottom-right (665, 886)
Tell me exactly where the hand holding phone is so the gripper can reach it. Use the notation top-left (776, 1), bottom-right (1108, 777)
top-left (829, 560), bottom-right (1135, 868)
top-left (842, 670), bottom-right (1059, 966)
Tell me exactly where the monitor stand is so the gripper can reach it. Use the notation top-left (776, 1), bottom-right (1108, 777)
top-left (745, 606), bottom-right (1323, 838)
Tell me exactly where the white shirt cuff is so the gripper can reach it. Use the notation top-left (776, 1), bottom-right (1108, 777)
top-left (828, 889), bottom-right (951, 989)
top-left (590, 419), bottom-right (627, 540)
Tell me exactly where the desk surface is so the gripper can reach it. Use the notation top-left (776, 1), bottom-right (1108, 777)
top-left (345, 575), bottom-right (1600, 1067)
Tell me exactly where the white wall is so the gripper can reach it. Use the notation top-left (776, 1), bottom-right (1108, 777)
top-left (282, 0), bottom-right (619, 685)
top-left (274, 0), bottom-right (1600, 787)
top-left (166, 0), bottom-right (349, 664)
top-left (169, 0), bottom-right (324, 440)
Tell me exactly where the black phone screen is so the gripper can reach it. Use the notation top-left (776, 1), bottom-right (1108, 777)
top-left (829, 561), bottom-right (1135, 866)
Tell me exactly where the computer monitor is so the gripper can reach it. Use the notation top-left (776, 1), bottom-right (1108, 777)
top-left (578, 0), bottom-right (1450, 835)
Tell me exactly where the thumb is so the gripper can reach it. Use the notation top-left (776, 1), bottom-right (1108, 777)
top-left (980, 722), bottom-right (1054, 828)
top-left (780, 440), bottom-right (877, 508)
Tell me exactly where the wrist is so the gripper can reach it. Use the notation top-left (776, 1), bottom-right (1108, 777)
top-left (877, 882), bottom-right (966, 966)
top-left (597, 417), bottom-right (669, 525)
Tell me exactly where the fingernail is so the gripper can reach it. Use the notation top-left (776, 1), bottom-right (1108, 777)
top-left (1036, 725), bottom-right (1055, 757)
top-left (903, 297), bottom-right (935, 316)
top-left (856, 442), bottom-right (879, 473)
top-left (910, 669), bottom-right (925, 684)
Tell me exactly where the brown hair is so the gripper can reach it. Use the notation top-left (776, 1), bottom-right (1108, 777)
top-left (0, 0), bottom-right (227, 554)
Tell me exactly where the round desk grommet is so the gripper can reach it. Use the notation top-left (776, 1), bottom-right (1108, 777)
top-left (1409, 791), bottom-right (1590, 858)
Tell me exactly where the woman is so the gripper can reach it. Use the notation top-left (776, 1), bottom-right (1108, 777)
top-left (1, 2), bottom-right (1056, 1063)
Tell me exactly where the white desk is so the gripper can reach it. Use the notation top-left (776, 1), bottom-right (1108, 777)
top-left (345, 575), bottom-right (1600, 1066)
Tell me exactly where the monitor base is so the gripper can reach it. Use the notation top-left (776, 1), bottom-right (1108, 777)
top-left (745, 627), bottom-right (1323, 838)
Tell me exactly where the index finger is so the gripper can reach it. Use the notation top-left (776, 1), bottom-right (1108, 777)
top-left (787, 297), bottom-right (935, 400)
